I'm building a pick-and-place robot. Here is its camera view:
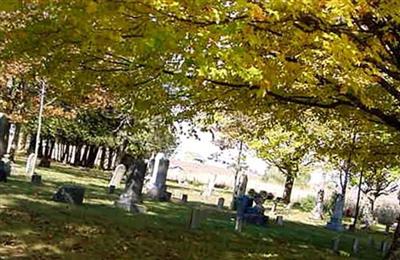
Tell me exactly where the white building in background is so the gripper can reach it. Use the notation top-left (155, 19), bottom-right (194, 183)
top-left (171, 122), bottom-right (268, 176)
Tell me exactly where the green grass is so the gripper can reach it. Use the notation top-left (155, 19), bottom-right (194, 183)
top-left (0, 159), bottom-right (389, 259)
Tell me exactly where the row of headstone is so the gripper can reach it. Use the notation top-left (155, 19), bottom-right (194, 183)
top-left (331, 236), bottom-right (391, 256)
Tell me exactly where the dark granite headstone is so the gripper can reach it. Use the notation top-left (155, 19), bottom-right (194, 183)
top-left (31, 174), bottom-right (42, 185)
top-left (53, 185), bottom-right (85, 205)
top-left (115, 159), bottom-right (147, 213)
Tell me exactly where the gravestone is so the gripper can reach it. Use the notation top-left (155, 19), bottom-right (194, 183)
top-left (25, 153), bottom-right (36, 178)
top-left (276, 216), bottom-right (284, 226)
top-left (217, 197), bottom-right (225, 209)
top-left (312, 189), bottom-right (324, 220)
top-left (352, 238), bottom-right (359, 254)
top-left (188, 208), bottom-right (208, 230)
top-left (327, 194), bottom-right (344, 231)
top-left (181, 194), bottom-right (188, 203)
top-left (108, 164), bottom-right (127, 193)
top-left (115, 159), bottom-right (147, 213)
top-left (53, 185), bottom-right (85, 205)
top-left (332, 237), bottom-right (340, 254)
top-left (382, 241), bottom-right (390, 257)
top-left (146, 153), bottom-right (170, 201)
top-left (202, 173), bottom-right (217, 198)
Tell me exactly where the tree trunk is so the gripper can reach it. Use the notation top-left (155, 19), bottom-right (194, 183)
top-left (282, 174), bottom-right (295, 204)
top-left (100, 147), bottom-right (106, 170)
top-left (107, 148), bottom-right (114, 170)
top-left (9, 123), bottom-right (21, 158)
top-left (18, 131), bottom-right (27, 153)
top-left (38, 138), bottom-right (44, 158)
top-left (74, 144), bottom-right (83, 166)
top-left (386, 216), bottom-right (400, 259)
top-left (81, 144), bottom-right (90, 166)
top-left (27, 134), bottom-right (36, 155)
top-left (0, 114), bottom-right (9, 158)
top-left (62, 143), bottom-right (70, 164)
top-left (86, 145), bottom-right (98, 168)
top-left (350, 171), bottom-right (363, 231)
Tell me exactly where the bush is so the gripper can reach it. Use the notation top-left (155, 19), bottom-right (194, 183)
top-left (293, 195), bottom-right (316, 212)
top-left (375, 201), bottom-right (400, 226)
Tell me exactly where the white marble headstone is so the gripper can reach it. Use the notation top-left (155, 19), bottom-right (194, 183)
top-left (109, 164), bottom-right (126, 188)
top-left (25, 153), bottom-right (36, 178)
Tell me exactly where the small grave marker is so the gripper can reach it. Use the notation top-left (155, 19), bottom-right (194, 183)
top-left (352, 238), bottom-right (359, 255)
top-left (217, 197), bottom-right (225, 209)
top-left (332, 237), bottom-right (340, 254)
top-left (181, 194), bottom-right (188, 203)
top-left (276, 216), bottom-right (284, 226)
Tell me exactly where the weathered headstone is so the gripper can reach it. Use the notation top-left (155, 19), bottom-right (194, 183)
top-left (53, 185), bottom-right (85, 205)
top-left (276, 215), bottom-right (284, 226)
top-left (202, 173), bottom-right (217, 198)
top-left (368, 236), bottom-right (375, 247)
top-left (327, 194), bottom-right (344, 231)
top-left (188, 208), bottom-right (207, 230)
top-left (146, 153), bottom-right (170, 201)
top-left (115, 159), bottom-right (147, 213)
top-left (181, 194), bottom-right (188, 203)
top-left (217, 197), bottom-right (225, 209)
top-left (108, 164), bottom-right (127, 193)
top-left (25, 153), bottom-right (36, 178)
top-left (382, 241), bottom-right (391, 257)
top-left (352, 238), bottom-right (359, 255)
top-left (311, 189), bottom-right (324, 220)
top-left (332, 237), bottom-right (340, 254)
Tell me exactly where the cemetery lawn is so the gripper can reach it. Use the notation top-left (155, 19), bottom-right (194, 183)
top-left (0, 159), bottom-right (388, 259)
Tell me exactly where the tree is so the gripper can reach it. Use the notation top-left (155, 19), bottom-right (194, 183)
top-left (250, 123), bottom-right (314, 204)
top-left (362, 165), bottom-right (399, 214)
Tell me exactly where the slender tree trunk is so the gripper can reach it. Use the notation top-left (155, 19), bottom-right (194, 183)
top-left (107, 148), bottom-right (114, 170)
top-left (86, 145), bottom-right (98, 168)
top-left (18, 130), bottom-right (27, 153)
top-left (230, 140), bottom-right (243, 210)
top-left (282, 174), bottom-right (295, 204)
top-left (0, 114), bottom-right (10, 158)
top-left (62, 143), bottom-right (70, 164)
top-left (27, 134), bottom-right (36, 154)
top-left (74, 144), bottom-right (83, 166)
top-left (386, 216), bottom-right (400, 259)
top-left (10, 123), bottom-right (21, 160)
top-left (100, 147), bottom-right (106, 170)
top-left (350, 171), bottom-right (363, 231)
top-left (69, 145), bottom-right (76, 165)
top-left (38, 138), bottom-right (44, 158)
